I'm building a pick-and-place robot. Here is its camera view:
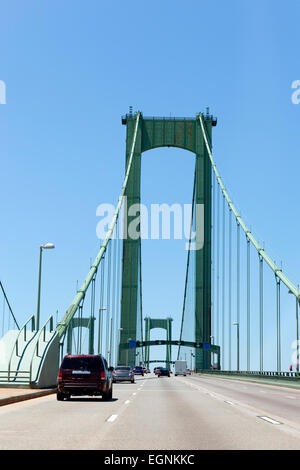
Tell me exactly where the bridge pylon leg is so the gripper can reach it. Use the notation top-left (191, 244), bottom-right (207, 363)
top-left (195, 117), bottom-right (212, 371)
top-left (119, 114), bottom-right (142, 367)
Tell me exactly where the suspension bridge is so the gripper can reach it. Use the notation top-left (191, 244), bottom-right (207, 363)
top-left (0, 109), bottom-right (300, 388)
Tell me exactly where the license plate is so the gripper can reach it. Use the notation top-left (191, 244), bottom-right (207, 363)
top-left (72, 370), bottom-right (91, 374)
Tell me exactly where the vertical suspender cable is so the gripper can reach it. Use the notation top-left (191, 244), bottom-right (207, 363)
top-left (259, 255), bottom-right (264, 371)
top-left (111, 227), bottom-right (117, 366)
top-left (246, 237), bottom-right (250, 371)
top-left (216, 184), bottom-right (220, 346)
top-left (98, 254), bottom-right (105, 354)
top-left (228, 208), bottom-right (232, 370)
top-left (212, 173), bottom-right (215, 343)
top-left (106, 241), bottom-right (111, 360)
top-left (236, 222), bottom-right (240, 370)
top-left (276, 276), bottom-right (281, 372)
top-left (222, 194), bottom-right (225, 370)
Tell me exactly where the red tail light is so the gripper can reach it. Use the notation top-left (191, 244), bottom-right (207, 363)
top-left (57, 368), bottom-right (63, 382)
top-left (113, 371), bottom-right (116, 375)
top-left (100, 370), bottom-right (106, 380)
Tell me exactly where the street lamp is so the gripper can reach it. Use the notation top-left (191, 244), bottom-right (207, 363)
top-left (108, 316), bottom-right (113, 367)
top-left (288, 289), bottom-right (299, 372)
top-left (97, 307), bottom-right (107, 354)
top-left (136, 351), bottom-right (140, 366)
top-left (190, 350), bottom-right (195, 371)
top-left (210, 336), bottom-right (215, 370)
top-left (233, 322), bottom-right (240, 371)
top-left (36, 243), bottom-right (55, 330)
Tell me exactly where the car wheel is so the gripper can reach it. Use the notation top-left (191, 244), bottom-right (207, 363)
top-left (131, 380), bottom-right (135, 383)
top-left (103, 387), bottom-right (112, 401)
top-left (56, 392), bottom-right (65, 401)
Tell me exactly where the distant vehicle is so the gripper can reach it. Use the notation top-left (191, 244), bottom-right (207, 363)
top-left (154, 367), bottom-right (164, 375)
top-left (186, 368), bottom-right (191, 375)
top-left (57, 354), bottom-right (113, 401)
top-left (133, 366), bottom-right (144, 376)
top-left (157, 368), bottom-right (170, 377)
top-left (174, 360), bottom-right (187, 376)
top-left (112, 366), bottom-right (135, 383)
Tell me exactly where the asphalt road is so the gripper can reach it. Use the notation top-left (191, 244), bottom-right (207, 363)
top-left (2, 374), bottom-right (300, 449)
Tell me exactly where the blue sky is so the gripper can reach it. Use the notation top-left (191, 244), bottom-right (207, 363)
top-left (0, 0), bottom-right (300, 370)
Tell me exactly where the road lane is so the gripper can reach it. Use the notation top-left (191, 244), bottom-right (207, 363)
top-left (1, 374), bottom-right (300, 449)
top-left (0, 377), bottom-right (145, 450)
top-left (183, 374), bottom-right (300, 428)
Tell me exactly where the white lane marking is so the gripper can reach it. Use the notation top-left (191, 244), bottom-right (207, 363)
top-left (132, 392), bottom-right (137, 396)
top-left (259, 390), bottom-right (266, 393)
top-left (258, 416), bottom-right (281, 425)
top-left (125, 400), bottom-right (130, 404)
top-left (286, 396), bottom-right (296, 400)
top-left (106, 414), bottom-right (118, 423)
top-left (224, 400), bottom-right (234, 405)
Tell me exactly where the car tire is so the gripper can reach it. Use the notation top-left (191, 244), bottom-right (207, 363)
top-left (56, 392), bottom-right (65, 401)
top-left (103, 387), bottom-right (112, 401)
top-left (131, 380), bottom-right (135, 384)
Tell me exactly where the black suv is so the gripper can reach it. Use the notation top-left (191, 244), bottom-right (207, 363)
top-left (57, 354), bottom-right (113, 401)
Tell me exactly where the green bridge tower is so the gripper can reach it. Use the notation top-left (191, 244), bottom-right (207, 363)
top-left (118, 110), bottom-right (217, 370)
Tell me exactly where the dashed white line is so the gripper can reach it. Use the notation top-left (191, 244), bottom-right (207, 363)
top-left (125, 400), bottom-right (130, 404)
top-left (286, 396), bottom-right (296, 400)
top-left (258, 416), bottom-right (281, 425)
top-left (106, 414), bottom-right (118, 423)
top-left (224, 400), bottom-right (234, 405)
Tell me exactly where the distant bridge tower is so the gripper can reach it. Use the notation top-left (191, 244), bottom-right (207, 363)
top-left (144, 317), bottom-right (173, 369)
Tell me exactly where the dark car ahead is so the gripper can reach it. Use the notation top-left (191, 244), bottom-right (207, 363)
top-left (57, 354), bottom-right (113, 401)
top-left (158, 368), bottom-right (170, 377)
top-left (133, 366), bottom-right (144, 376)
top-left (154, 366), bottom-right (164, 375)
top-left (113, 366), bottom-right (135, 383)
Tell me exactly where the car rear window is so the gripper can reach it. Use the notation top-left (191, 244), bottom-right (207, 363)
top-left (61, 356), bottom-right (103, 371)
top-left (115, 367), bottom-right (131, 371)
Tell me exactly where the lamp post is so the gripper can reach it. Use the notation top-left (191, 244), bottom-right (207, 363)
top-left (288, 289), bottom-right (299, 372)
top-left (126, 338), bottom-right (132, 366)
top-left (233, 322), bottom-right (240, 371)
top-left (108, 316), bottom-right (113, 367)
top-left (297, 298), bottom-right (299, 373)
top-left (190, 350), bottom-right (195, 371)
top-left (117, 327), bottom-right (123, 366)
top-left (36, 243), bottom-right (55, 331)
top-left (136, 351), bottom-right (140, 366)
top-left (97, 307), bottom-right (107, 354)
top-left (210, 336), bottom-right (215, 370)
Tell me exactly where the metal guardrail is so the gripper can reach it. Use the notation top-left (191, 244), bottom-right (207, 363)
top-left (0, 370), bottom-right (30, 382)
top-left (199, 370), bottom-right (300, 379)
